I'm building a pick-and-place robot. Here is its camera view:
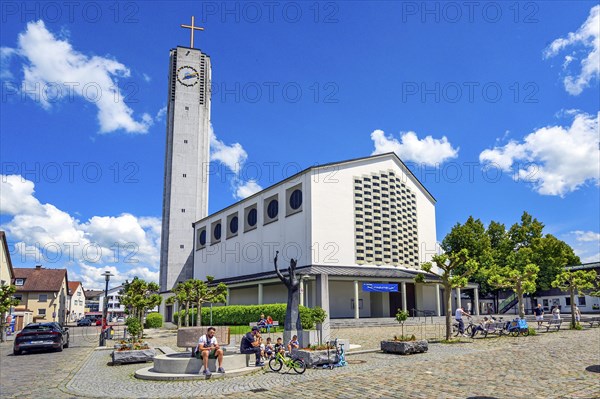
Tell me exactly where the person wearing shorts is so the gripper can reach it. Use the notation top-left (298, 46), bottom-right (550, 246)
top-left (534, 303), bottom-right (544, 327)
top-left (197, 327), bottom-right (224, 376)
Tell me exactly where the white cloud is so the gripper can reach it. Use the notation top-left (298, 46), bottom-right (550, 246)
top-left (4, 20), bottom-right (152, 133)
top-left (479, 112), bottom-right (600, 196)
top-left (234, 179), bottom-right (262, 200)
top-left (572, 230), bottom-right (600, 242)
top-left (155, 106), bottom-right (167, 122)
top-left (210, 130), bottom-right (248, 174)
top-left (370, 129), bottom-right (459, 166)
top-left (0, 174), bottom-right (160, 286)
top-left (565, 230), bottom-right (600, 264)
top-left (544, 5), bottom-right (600, 95)
top-left (71, 263), bottom-right (159, 290)
top-left (0, 47), bottom-right (16, 79)
top-left (209, 125), bottom-right (262, 198)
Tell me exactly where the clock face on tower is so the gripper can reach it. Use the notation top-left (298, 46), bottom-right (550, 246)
top-left (177, 66), bottom-right (200, 87)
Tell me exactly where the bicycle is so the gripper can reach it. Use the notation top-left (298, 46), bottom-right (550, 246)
top-left (452, 316), bottom-right (475, 337)
top-left (268, 351), bottom-right (306, 374)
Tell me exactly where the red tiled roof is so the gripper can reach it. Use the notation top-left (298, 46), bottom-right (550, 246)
top-left (13, 267), bottom-right (68, 292)
top-left (68, 281), bottom-right (82, 295)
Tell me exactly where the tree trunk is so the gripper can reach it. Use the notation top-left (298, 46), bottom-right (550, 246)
top-left (516, 282), bottom-right (525, 319)
top-left (177, 302), bottom-right (182, 329)
top-left (196, 300), bottom-right (201, 327)
top-left (0, 312), bottom-right (6, 343)
top-left (185, 302), bottom-right (190, 327)
top-left (570, 287), bottom-right (576, 329)
top-left (444, 283), bottom-right (452, 340)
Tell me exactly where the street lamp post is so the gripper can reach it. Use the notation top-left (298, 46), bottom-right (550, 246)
top-left (99, 270), bottom-right (114, 347)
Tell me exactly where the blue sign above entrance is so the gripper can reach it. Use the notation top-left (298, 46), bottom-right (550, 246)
top-left (362, 283), bottom-right (398, 292)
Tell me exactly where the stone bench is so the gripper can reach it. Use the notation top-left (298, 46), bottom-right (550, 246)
top-left (542, 319), bottom-right (562, 332)
top-left (249, 321), bottom-right (279, 332)
top-left (585, 317), bottom-right (600, 328)
top-left (176, 327), bottom-right (230, 354)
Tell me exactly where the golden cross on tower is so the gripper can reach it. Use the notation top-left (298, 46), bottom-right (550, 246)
top-left (180, 16), bottom-right (204, 48)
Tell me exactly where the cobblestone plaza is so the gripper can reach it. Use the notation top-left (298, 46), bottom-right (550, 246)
top-left (1, 325), bottom-right (599, 398)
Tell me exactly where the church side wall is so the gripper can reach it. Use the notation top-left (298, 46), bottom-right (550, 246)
top-left (309, 157), bottom-right (437, 269)
top-left (193, 173), bottom-right (312, 281)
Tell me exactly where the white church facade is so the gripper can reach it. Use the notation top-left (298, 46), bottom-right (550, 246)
top-left (192, 153), bottom-right (446, 319)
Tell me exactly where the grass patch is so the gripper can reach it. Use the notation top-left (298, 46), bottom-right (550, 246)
top-left (440, 338), bottom-right (465, 344)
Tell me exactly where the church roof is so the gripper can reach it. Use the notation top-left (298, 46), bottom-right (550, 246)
top-left (193, 152), bottom-right (436, 226)
top-left (205, 265), bottom-right (441, 286)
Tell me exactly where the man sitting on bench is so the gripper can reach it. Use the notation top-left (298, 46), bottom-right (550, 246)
top-left (197, 327), bottom-right (225, 376)
top-left (240, 326), bottom-right (264, 367)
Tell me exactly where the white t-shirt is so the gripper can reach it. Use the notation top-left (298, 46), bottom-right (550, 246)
top-left (198, 334), bottom-right (218, 348)
top-left (455, 309), bottom-right (463, 320)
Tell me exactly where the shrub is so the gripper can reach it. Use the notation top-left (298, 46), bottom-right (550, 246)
top-left (173, 304), bottom-right (316, 329)
top-left (572, 323), bottom-right (583, 330)
top-left (393, 334), bottom-right (416, 342)
top-left (125, 317), bottom-right (142, 339)
top-left (145, 312), bottom-right (163, 329)
top-left (527, 327), bottom-right (537, 336)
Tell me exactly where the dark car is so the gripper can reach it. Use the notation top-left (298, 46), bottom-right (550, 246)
top-left (13, 322), bottom-right (69, 355)
top-left (77, 318), bottom-right (92, 326)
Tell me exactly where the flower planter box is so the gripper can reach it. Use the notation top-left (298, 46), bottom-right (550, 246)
top-left (294, 349), bottom-right (339, 367)
top-left (112, 349), bottom-right (156, 364)
top-left (380, 340), bottom-right (428, 355)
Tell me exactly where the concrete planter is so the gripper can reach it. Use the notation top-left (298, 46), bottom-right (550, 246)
top-left (112, 349), bottom-right (156, 364)
top-left (380, 340), bottom-right (428, 355)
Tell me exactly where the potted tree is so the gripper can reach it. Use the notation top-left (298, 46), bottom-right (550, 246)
top-left (380, 309), bottom-right (428, 355)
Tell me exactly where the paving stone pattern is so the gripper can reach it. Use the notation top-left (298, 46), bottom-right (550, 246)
top-left (1, 325), bottom-right (599, 398)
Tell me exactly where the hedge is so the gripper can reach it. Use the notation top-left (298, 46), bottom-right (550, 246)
top-left (173, 304), bottom-right (316, 329)
top-left (145, 312), bottom-right (163, 328)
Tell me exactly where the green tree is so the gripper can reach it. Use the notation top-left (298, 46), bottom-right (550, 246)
top-left (166, 281), bottom-right (191, 328)
top-left (507, 211), bottom-right (544, 249)
top-left (119, 278), bottom-right (162, 337)
top-left (552, 269), bottom-right (597, 329)
top-left (189, 276), bottom-right (227, 327)
top-left (416, 249), bottom-right (478, 340)
top-left (0, 284), bottom-right (19, 343)
top-left (488, 247), bottom-right (539, 318)
top-left (311, 306), bottom-right (327, 345)
top-left (395, 309), bottom-right (409, 339)
top-left (532, 235), bottom-right (580, 291)
top-left (441, 216), bottom-right (495, 296)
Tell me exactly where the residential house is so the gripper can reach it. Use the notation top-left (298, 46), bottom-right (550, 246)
top-left (98, 285), bottom-right (126, 321)
top-left (13, 265), bottom-right (69, 325)
top-left (67, 281), bottom-right (86, 322)
top-left (84, 289), bottom-right (103, 316)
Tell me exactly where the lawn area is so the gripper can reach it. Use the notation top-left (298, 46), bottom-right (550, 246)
top-left (228, 325), bottom-right (282, 334)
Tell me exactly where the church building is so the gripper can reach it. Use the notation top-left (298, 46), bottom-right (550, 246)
top-left (158, 18), bottom-right (481, 323)
top-left (192, 152), bottom-right (444, 320)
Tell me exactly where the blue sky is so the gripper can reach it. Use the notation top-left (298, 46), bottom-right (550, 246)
top-left (1, 1), bottom-right (598, 289)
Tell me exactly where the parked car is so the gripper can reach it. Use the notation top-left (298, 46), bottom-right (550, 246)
top-left (117, 317), bottom-right (125, 323)
top-left (13, 322), bottom-right (69, 355)
top-left (95, 318), bottom-right (103, 326)
top-left (77, 318), bottom-right (92, 326)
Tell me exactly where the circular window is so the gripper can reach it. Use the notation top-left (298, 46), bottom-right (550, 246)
top-left (289, 189), bottom-right (302, 210)
top-left (247, 208), bottom-right (257, 227)
top-left (199, 230), bottom-right (206, 246)
top-left (213, 223), bottom-right (221, 240)
top-left (267, 199), bottom-right (279, 219)
top-left (230, 216), bottom-right (238, 234)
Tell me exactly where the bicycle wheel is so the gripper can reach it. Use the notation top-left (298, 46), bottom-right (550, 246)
top-left (511, 329), bottom-right (520, 337)
top-left (269, 357), bottom-right (283, 372)
top-left (522, 328), bottom-right (529, 336)
top-left (465, 324), bottom-right (473, 336)
top-left (292, 359), bottom-right (306, 374)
